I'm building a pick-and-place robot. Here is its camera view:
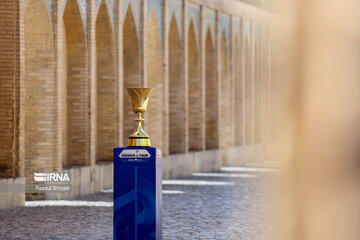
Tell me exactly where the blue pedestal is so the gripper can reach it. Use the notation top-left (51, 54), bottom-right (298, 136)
top-left (113, 147), bottom-right (162, 240)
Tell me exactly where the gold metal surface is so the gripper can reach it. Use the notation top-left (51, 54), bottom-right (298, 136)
top-left (126, 88), bottom-right (152, 147)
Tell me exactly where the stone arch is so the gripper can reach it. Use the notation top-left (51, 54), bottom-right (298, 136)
top-left (254, 36), bottom-right (261, 144)
top-left (24, 0), bottom-right (55, 184)
top-left (169, 15), bottom-right (186, 154)
top-left (220, 32), bottom-right (231, 149)
top-left (234, 36), bottom-right (243, 146)
top-left (244, 36), bottom-right (253, 145)
top-left (63, 0), bottom-right (87, 166)
top-left (146, 7), bottom-right (164, 150)
top-left (96, 0), bottom-right (116, 162)
top-left (123, 5), bottom-right (141, 145)
top-left (188, 20), bottom-right (203, 151)
top-left (205, 29), bottom-right (218, 149)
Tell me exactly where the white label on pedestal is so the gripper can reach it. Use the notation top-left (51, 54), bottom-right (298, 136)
top-left (119, 149), bottom-right (151, 159)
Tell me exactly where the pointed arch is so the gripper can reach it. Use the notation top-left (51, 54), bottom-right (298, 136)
top-left (220, 32), bottom-right (231, 149)
top-left (169, 15), bottom-right (186, 154)
top-left (63, 0), bottom-right (87, 166)
top-left (96, 0), bottom-right (116, 162)
top-left (244, 36), bottom-right (253, 145)
top-left (123, 5), bottom-right (141, 145)
top-left (188, 20), bottom-right (203, 151)
top-left (146, 7), bottom-right (164, 150)
top-left (205, 28), bottom-right (218, 149)
top-left (234, 35), bottom-right (244, 146)
top-left (24, 0), bottom-right (55, 184)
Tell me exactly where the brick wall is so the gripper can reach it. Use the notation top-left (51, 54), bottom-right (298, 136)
top-left (169, 15), bottom-right (186, 154)
top-left (122, 6), bottom-right (142, 145)
top-left (63, 0), bottom-right (88, 166)
top-left (244, 36), bottom-right (254, 145)
top-left (261, 27), bottom-right (271, 160)
top-left (162, 0), bottom-right (169, 156)
top-left (234, 36), bottom-right (244, 146)
top-left (96, 0), bottom-right (117, 162)
top-left (254, 26), bottom-right (262, 144)
top-left (53, 0), bottom-right (64, 172)
top-left (146, 8), bottom-right (165, 151)
top-left (219, 33), bottom-right (231, 149)
top-left (87, 0), bottom-right (96, 167)
top-left (188, 20), bottom-right (204, 151)
top-left (24, 0), bottom-right (56, 183)
top-left (0, 0), bottom-right (278, 189)
top-left (205, 30), bottom-right (219, 150)
top-left (61, 23), bottom-right (68, 166)
top-left (0, 0), bottom-right (21, 178)
top-left (270, 32), bottom-right (280, 145)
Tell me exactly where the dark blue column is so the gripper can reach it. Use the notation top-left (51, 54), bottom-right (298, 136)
top-left (113, 147), bottom-right (162, 240)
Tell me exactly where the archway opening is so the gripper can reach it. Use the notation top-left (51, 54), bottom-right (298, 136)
top-left (123, 6), bottom-right (141, 145)
top-left (169, 15), bottom-right (185, 154)
top-left (96, 0), bottom-right (116, 162)
top-left (24, 0), bottom-right (55, 185)
top-left (146, 8), bottom-right (164, 150)
top-left (188, 20), bottom-right (203, 151)
top-left (63, 0), bottom-right (87, 166)
top-left (205, 29), bottom-right (218, 150)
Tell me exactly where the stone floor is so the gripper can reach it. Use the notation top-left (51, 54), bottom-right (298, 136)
top-left (0, 167), bottom-right (283, 240)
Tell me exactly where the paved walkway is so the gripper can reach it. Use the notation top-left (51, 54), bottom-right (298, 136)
top-left (0, 167), bottom-right (282, 240)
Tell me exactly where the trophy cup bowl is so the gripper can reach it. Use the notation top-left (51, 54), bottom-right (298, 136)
top-left (126, 88), bottom-right (152, 147)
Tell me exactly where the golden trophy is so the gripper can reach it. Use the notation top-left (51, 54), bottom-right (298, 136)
top-left (126, 88), bottom-right (152, 147)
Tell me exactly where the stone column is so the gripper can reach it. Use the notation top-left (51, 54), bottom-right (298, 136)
top-left (0, 0), bottom-right (23, 178)
top-left (87, 0), bottom-right (96, 166)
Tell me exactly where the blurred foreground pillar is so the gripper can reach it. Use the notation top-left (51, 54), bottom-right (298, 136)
top-left (289, 0), bottom-right (360, 239)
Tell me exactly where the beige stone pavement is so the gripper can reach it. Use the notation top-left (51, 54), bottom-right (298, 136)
top-left (0, 167), bottom-right (282, 240)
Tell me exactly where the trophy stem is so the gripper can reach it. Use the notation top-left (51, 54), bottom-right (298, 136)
top-left (127, 112), bottom-right (151, 147)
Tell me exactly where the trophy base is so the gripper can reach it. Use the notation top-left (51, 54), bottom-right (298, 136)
top-left (127, 137), bottom-right (151, 147)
